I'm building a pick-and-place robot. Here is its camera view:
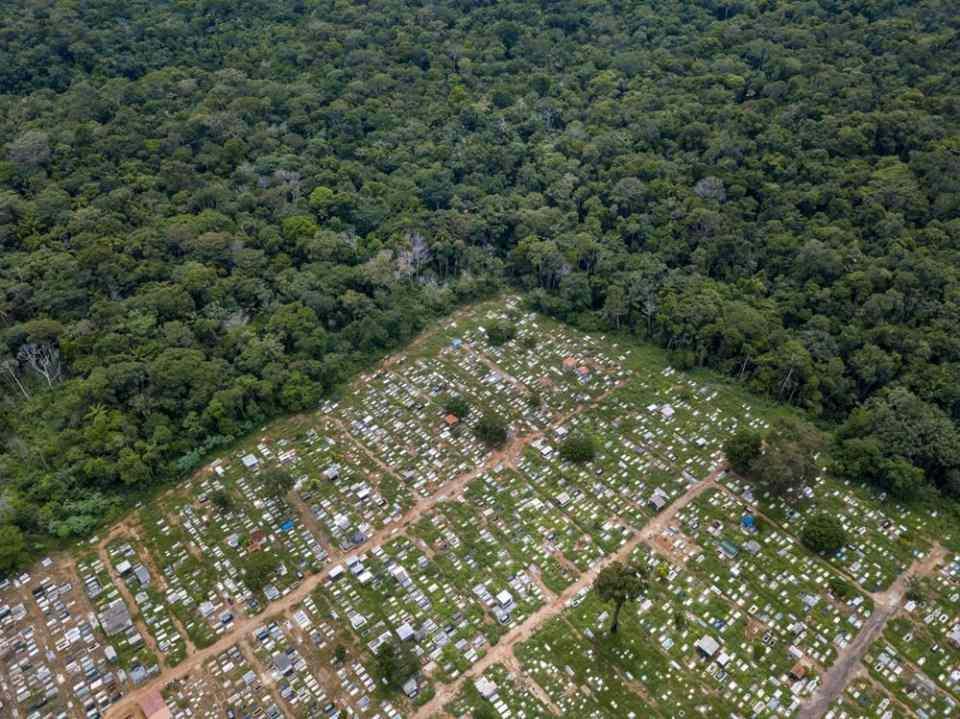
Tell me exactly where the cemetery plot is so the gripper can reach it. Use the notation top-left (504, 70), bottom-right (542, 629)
top-left (137, 504), bottom-right (232, 650)
top-left (295, 423), bottom-right (412, 547)
top-left (461, 470), bottom-right (579, 595)
top-left (674, 488), bottom-right (874, 672)
top-left (877, 552), bottom-right (960, 703)
top-left (0, 563), bottom-right (124, 719)
top-left (105, 539), bottom-right (189, 666)
top-left (12, 296), bottom-right (960, 719)
top-left (827, 676), bottom-right (911, 719)
top-left (163, 642), bottom-right (282, 719)
top-left (249, 616), bottom-right (329, 715)
top-left (75, 552), bottom-right (160, 684)
top-left (446, 663), bottom-right (555, 719)
top-left (326, 366), bottom-right (483, 499)
top-left (291, 590), bottom-right (411, 718)
top-left (864, 640), bottom-right (959, 717)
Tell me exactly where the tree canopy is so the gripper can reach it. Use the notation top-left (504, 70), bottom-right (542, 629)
top-left (593, 560), bottom-right (648, 634)
top-left (560, 433), bottom-right (597, 464)
top-left (802, 513), bottom-right (848, 555)
top-left (1, 0), bottom-right (959, 556)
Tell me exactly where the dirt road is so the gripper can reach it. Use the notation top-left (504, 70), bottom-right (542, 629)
top-left (796, 543), bottom-right (947, 719)
top-left (412, 470), bottom-right (721, 718)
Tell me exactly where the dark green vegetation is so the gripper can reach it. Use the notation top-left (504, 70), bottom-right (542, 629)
top-left (802, 512), bottom-right (849, 555)
top-left (444, 395), bottom-right (471, 420)
top-left (474, 413), bottom-right (508, 448)
top-left (1, 1), bottom-right (959, 559)
top-left (560, 432), bottom-right (598, 464)
top-left (375, 640), bottom-right (419, 692)
top-left (725, 418), bottom-right (822, 501)
top-left (593, 560), bottom-right (648, 634)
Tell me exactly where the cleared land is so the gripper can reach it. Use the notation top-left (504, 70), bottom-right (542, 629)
top-left (0, 297), bottom-right (956, 719)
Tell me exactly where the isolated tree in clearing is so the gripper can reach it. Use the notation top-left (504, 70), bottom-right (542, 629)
top-left (594, 561), bottom-right (648, 634)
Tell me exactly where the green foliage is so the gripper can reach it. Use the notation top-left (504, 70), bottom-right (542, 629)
top-left (560, 433), bottom-right (597, 463)
top-left (260, 468), bottom-right (295, 498)
top-left (444, 395), bottom-right (470, 420)
top-left (745, 418), bottom-right (823, 503)
top-left (240, 551), bottom-right (278, 592)
top-left (0, 524), bottom-right (26, 575)
top-left (210, 490), bottom-right (234, 513)
top-left (485, 321), bottom-right (517, 347)
top-left (724, 430), bottom-right (763, 475)
top-left (474, 413), bottom-right (508, 448)
top-left (375, 640), bottom-right (418, 691)
top-left (333, 645), bottom-right (348, 664)
top-left (802, 513), bottom-right (848, 555)
top-left (593, 561), bottom-right (648, 634)
top-left (828, 576), bottom-right (854, 601)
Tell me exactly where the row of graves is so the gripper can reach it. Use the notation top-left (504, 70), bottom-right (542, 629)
top-left (290, 591), bottom-right (409, 718)
top-left (674, 488), bottom-right (874, 676)
top-left (864, 639), bottom-right (959, 717)
top-left (448, 663), bottom-right (554, 719)
top-left (868, 551), bottom-right (960, 716)
top-left (464, 308), bottom-right (627, 415)
top-left (105, 540), bottom-right (188, 667)
top-left (138, 447), bottom-right (330, 619)
top-left (162, 642), bottom-right (282, 719)
top-left (295, 425), bottom-right (412, 552)
top-left (249, 617), bottom-right (330, 714)
top-left (75, 552), bottom-right (160, 687)
top-left (136, 501), bottom-right (236, 650)
top-left (515, 541), bottom-right (838, 718)
top-left (461, 469), bottom-right (581, 594)
top-left (827, 676), bottom-right (911, 719)
top-left (723, 468), bottom-right (936, 594)
top-left (319, 531), bottom-right (497, 694)
top-left (0, 561), bottom-right (126, 719)
top-left (324, 365), bottom-right (482, 501)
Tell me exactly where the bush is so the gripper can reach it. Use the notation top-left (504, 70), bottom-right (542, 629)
top-left (724, 429), bottom-right (763, 475)
top-left (241, 552), bottom-right (279, 592)
top-left (828, 576), bottom-right (853, 600)
top-left (801, 513), bottom-right (848, 555)
top-left (560, 433), bottom-right (597, 463)
top-left (260, 467), bottom-right (295, 498)
top-left (475, 413), bottom-right (508, 447)
top-left (486, 320), bottom-right (517, 346)
top-left (444, 395), bottom-right (470, 419)
top-left (375, 640), bottom-right (418, 691)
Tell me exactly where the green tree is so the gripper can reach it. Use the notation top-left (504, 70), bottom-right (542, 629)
top-left (444, 395), bottom-right (470, 419)
top-left (802, 513), bottom-right (848, 555)
top-left (560, 433), bottom-right (597, 463)
top-left (375, 640), bottom-right (418, 691)
top-left (486, 321), bottom-right (517, 347)
top-left (0, 525), bottom-right (26, 574)
top-left (210, 489), bottom-right (234, 512)
top-left (593, 561), bottom-right (648, 634)
top-left (241, 552), bottom-right (278, 592)
top-left (724, 429), bottom-right (763, 475)
top-left (260, 467), bottom-right (295, 498)
top-left (475, 413), bottom-right (508, 448)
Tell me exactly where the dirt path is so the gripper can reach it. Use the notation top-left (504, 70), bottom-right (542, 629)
top-left (96, 529), bottom-right (170, 671)
top-left (238, 639), bottom-right (295, 719)
top-left (796, 543), bottom-right (947, 719)
top-left (412, 471), bottom-right (721, 719)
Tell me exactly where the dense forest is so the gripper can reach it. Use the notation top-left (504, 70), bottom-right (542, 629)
top-left (1, 0), bottom-right (959, 559)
